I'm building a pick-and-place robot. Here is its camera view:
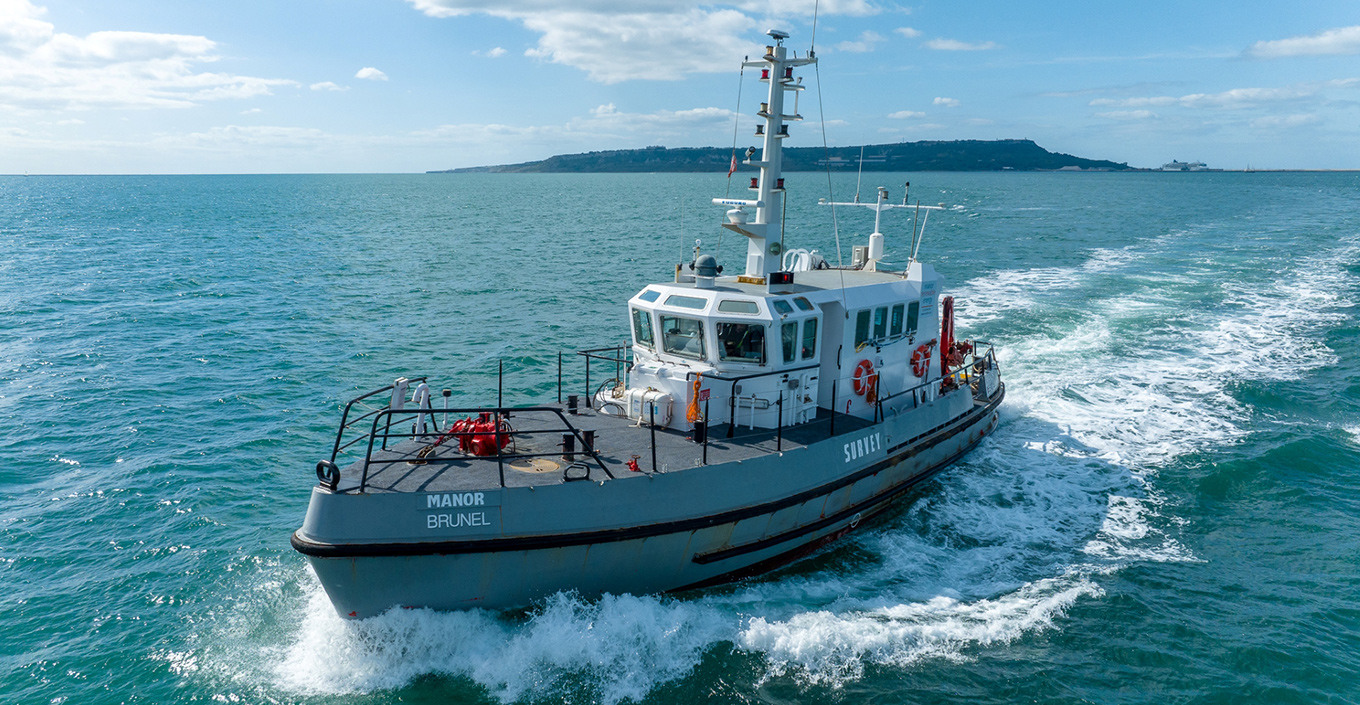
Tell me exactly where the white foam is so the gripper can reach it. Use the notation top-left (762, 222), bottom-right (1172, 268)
top-left (270, 584), bottom-right (731, 704)
top-left (1082, 495), bottom-right (1198, 563)
top-left (953, 245), bottom-right (1143, 326)
top-left (740, 572), bottom-right (1103, 687)
top-left (1346, 425), bottom-right (1360, 445)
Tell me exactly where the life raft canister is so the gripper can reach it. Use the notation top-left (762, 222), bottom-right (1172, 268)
top-left (911, 344), bottom-right (932, 378)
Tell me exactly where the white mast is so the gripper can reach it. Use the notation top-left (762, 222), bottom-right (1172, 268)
top-left (712, 29), bottom-right (815, 283)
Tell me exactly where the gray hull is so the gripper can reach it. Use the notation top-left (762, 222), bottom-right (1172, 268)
top-left (293, 384), bottom-right (1003, 617)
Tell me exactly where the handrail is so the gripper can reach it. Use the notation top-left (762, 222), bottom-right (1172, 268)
top-left (577, 345), bottom-right (632, 409)
top-left (354, 405), bottom-right (614, 493)
top-left (873, 342), bottom-right (996, 418)
top-left (684, 363), bottom-right (820, 438)
top-left (330, 377), bottom-right (428, 464)
top-left (321, 341), bottom-right (999, 494)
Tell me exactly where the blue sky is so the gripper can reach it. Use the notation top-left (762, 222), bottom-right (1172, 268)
top-left (2, 0), bottom-right (1358, 173)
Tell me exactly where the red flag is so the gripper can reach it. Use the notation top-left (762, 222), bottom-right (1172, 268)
top-left (727, 151), bottom-right (738, 177)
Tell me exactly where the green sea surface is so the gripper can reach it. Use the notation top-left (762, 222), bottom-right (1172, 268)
top-left (2, 172), bottom-right (1358, 704)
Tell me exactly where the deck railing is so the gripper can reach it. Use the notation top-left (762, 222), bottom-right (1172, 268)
top-left (316, 341), bottom-right (999, 493)
top-left (318, 404), bottom-right (615, 494)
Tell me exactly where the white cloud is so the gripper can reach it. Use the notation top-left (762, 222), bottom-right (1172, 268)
top-left (310, 81), bottom-right (348, 91)
top-left (519, 9), bottom-right (755, 83)
top-left (888, 110), bottom-right (924, 119)
top-left (475, 46), bottom-right (507, 58)
top-left (894, 27), bottom-right (921, 39)
top-left (414, 102), bottom-right (737, 149)
top-left (157, 124), bottom-right (335, 150)
top-left (1251, 113), bottom-right (1320, 128)
top-left (355, 67), bottom-right (388, 81)
top-left (408, 0), bottom-right (876, 18)
top-left (584, 102), bottom-right (733, 129)
top-left (933, 97), bottom-right (959, 107)
top-left (1090, 84), bottom-right (1320, 110)
top-left (1247, 25), bottom-right (1360, 58)
top-left (924, 38), bottom-right (998, 51)
top-left (0, 0), bottom-right (293, 111)
top-left (404, 0), bottom-right (876, 83)
top-left (1096, 110), bottom-right (1156, 120)
top-left (241, 107), bottom-right (262, 115)
top-left (834, 30), bottom-right (884, 53)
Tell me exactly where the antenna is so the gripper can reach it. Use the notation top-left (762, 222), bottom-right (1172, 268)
top-left (854, 145), bottom-right (864, 203)
top-left (911, 203), bottom-right (932, 262)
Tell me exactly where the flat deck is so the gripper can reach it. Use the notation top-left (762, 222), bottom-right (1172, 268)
top-left (339, 405), bottom-right (874, 493)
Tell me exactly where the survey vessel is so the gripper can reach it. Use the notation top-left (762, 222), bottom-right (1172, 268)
top-left (291, 30), bottom-right (1004, 617)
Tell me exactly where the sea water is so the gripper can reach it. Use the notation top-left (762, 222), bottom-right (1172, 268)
top-left (3, 171), bottom-right (1359, 704)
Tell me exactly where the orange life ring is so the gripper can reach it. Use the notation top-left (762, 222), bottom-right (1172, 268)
top-left (911, 345), bottom-right (931, 378)
top-left (852, 360), bottom-right (875, 395)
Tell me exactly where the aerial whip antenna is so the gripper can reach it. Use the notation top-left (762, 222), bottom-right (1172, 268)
top-left (725, 59), bottom-right (747, 197)
top-left (810, 0), bottom-right (820, 54)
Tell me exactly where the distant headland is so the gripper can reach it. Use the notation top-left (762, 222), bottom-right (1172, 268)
top-left (429, 139), bottom-right (1131, 174)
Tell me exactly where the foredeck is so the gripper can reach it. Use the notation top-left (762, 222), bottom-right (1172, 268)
top-left (334, 404), bottom-right (874, 494)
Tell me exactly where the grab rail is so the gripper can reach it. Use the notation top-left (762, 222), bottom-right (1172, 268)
top-left (686, 363), bottom-right (821, 438)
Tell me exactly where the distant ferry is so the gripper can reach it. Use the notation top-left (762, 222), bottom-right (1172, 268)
top-left (1162, 160), bottom-right (1208, 171)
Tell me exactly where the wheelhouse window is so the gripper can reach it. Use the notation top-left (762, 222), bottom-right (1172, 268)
top-left (637, 289), bottom-right (660, 303)
top-left (801, 318), bottom-right (818, 360)
top-left (717, 322), bottom-right (765, 365)
top-left (664, 294), bottom-right (707, 310)
top-left (631, 308), bottom-right (654, 349)
top-left (793, 297), bottom-right (815, 311)
top-left (854, 310), bottom-right (871, 347)
top-left (660, 315), bottom-right (706, 360)
top-left (781, 322), bottom-right (797, 363)
top-left (717, 299), bottom-right (760, 315)
top-left (873, 307), bottom-right (888, 339)
top-left (772, 299), bottom-right (794, 315)
top-left (906, 300), bottom-right (920, 334)
top-left (890, 304), bottom-right (905, 336)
